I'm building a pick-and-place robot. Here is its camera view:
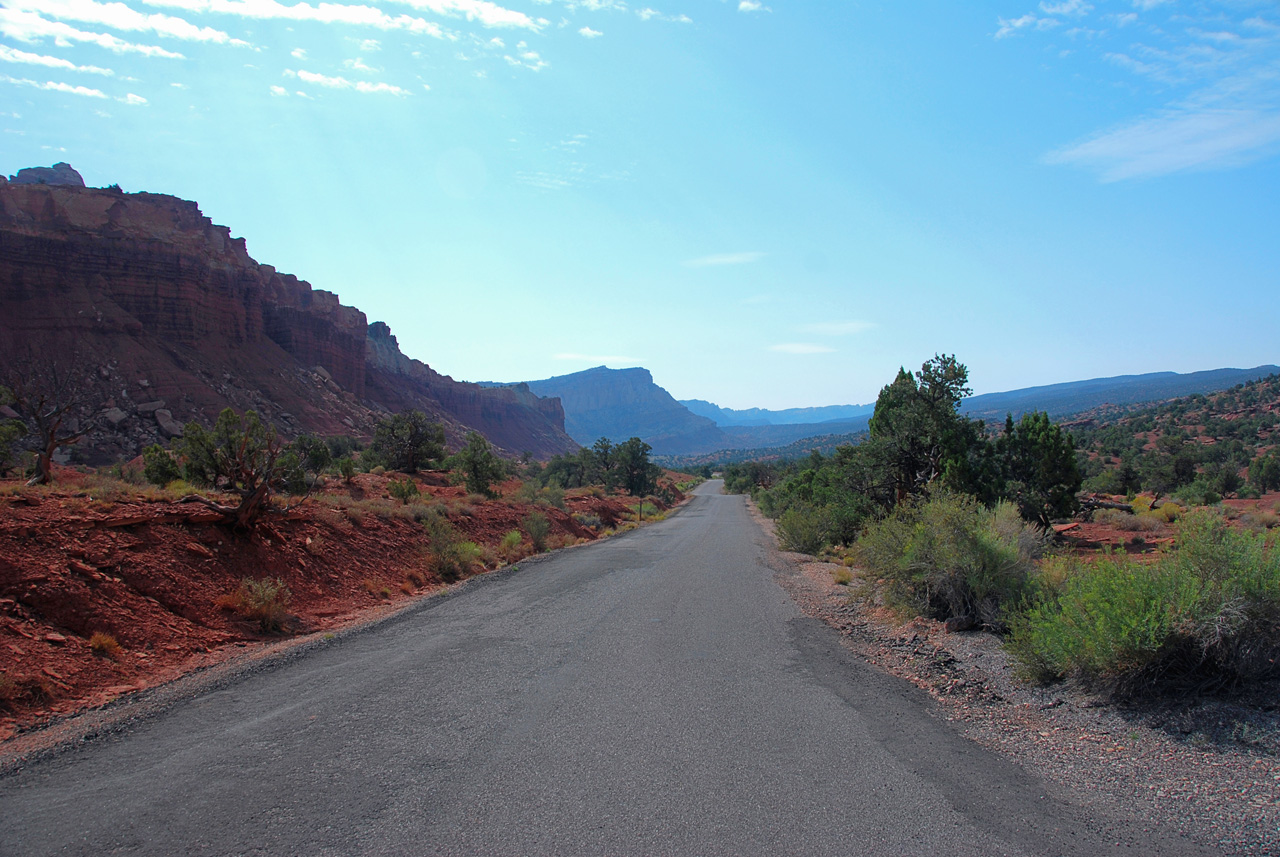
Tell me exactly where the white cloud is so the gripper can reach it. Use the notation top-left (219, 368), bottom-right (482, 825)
top-left (269, 83), bottom-right (287, 94)
top-left (738, 1), bottom-right (767, 12)
top-left (290, 46), bottom-right (306, 58)
top-left (1046, 107), bottom-right (1280, 180)
top-left (7, 0), bottom-right (243, 45)
top-left (285, 67), bottom-right (410, 94)
top-left (0, 8), bottom-right (185, 56)
top-left (770, 343), bottom-right (836, 355)
top-left (1039, 0), bottom-right (1090, 15)
top-left (802, 321), bottom-right (875, 335)
top-left (578, 26), bottom-right (601, 37)
top-left (121, 91), bottom-right (146, 103)
top-left (140, 0), bottom-right (449, 39)
top-left (683, 251), bottom-right (765, 267)
top-left (357, 37), bottom-right (380, 50)
top-left (0, 43), bottom-right (113, 74)
top-left (343, 56), bottom-right (378, 71)
top-left (383, 0), bottom-right (541, 30)
top-left (1, 72), bottom-right (107, 96)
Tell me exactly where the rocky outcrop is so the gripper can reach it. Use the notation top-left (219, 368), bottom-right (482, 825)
top-left (0, 174), bottom-right (578, 461)
top-left (523, 366), bottom-right (731, 455)
top-left (8, 163), bottom-right (85, 186)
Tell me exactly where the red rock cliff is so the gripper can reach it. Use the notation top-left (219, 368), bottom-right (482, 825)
top-left (0, 181), bottom-right (577, 461)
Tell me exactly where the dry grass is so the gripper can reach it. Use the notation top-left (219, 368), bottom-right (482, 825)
top-left (831, 567), bottom-right (854, 586)
top-left (1093, 508), bottom-right (1166, 532)
top-left (88, 632), bottom-right (123, 659)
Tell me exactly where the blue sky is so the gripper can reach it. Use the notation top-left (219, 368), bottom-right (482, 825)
top-left (3, 0), bottom-right (1278, 410)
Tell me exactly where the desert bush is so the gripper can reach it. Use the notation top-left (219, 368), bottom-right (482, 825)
top-left (776, 503), bottom-right (831, 555)
top-left (500, 529), bottom-right (524, 562)
top-left (1092, 508), bottom-right (1166, 532)
top-left (336, 457), bottom-right (356, 483)
top-left (232, 577), bottom-right (291, 632)
top-left (88, 632), bottom-right (122, 658)
top-left (832, 567), bottom-right (853, 586)
top-left (573, 512), bottom-right (602, 529)
top-left (523, 511), bottom-right (550, 552)
top-left (423, 510), bottom-right (481, 581)
top-left (388, 478), bottom-right (420, 505)
top-left (855, 493), bottom-right (1042, 631)
top-left (143, 444), bottom-right (182, 487)
top-left (1009, 510), bottom-right (1280, 695)
top-left (1240, 510), bottom-right (1280, 532)
top-left (538, 483), bottom-right (566, 510)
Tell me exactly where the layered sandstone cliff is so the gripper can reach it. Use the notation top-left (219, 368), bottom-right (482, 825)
top-left (0, 177), bottom-right (577, 461)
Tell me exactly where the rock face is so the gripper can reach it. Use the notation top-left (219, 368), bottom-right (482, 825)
top-left (9, 163), bottom-right (85, 187)
top-left (0, 176), bottom-right (578, 461)
top-left (523, 366), bottom-right (731, 456)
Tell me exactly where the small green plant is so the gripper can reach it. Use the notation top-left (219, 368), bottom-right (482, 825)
top-left (423, 509), bottom-right (481, 581)
top-left (143, 443), bottom-right (182, 486)
top-left (856, 493), bottom-right (1044, 631)
top-left (500, 529), bottom-right (524, 561)
top-left (337, 457), bottom-right (356, 483)
top-left (88, 632), bottom-right (123, 658)
top-left (388, 478), bottom-right (420, 505)
top-left (776, 503), bottom-right (831, 555)
top-left (523, 511), bottom-right (550, 552)
top-left (831, 567), bottom-right (853, 586)
top-left (1009, 510), bottom-right (1280, 695)
top-left (235, 577), bottom-right (291, 632)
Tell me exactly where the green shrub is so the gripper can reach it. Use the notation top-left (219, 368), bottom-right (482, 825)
top-left (143, 443), bottom-right (182, 486)
top-left (523, 511), bottom-right (550, 552)
top-left (1009, 510), bottom-right (1280, 695)
top-left (336, 457), bottom-right (356, 483)
top-left (572, 512), bottom-right (602, 529)
top-left (236, 577), bottom-right (291, 632)
top-left (855, 493), bottom-right (1044, 630)
top-left (499, 529), bottom-right (523, 561)
top-left (776, 503), bottom-right (831, 555)
top-left (388, 478), bottom-right (420, 505)
top-left (422, 510), bottom-right (480, 581)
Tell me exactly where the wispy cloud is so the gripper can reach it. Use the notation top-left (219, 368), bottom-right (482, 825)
top-left (738, 1), bottom-right (768, 13)
top-left (770, 343), bottom-right (836, 355)
top-left (1046, 107), bottom-right (1280, 180)
top-left (0, 44), bottom-right (114, 74)
top-left (1, 72), bottom-right (107, 96)
top-left (683, 251), bottom-right (765, 267)
top-left (8, 0), bottom-right (244, 44)
top-left (0, 7), bottom-right (185, 56)
top-left (997, 2), bottom-right (1280, 178)
top-left (284, 68), bottom-right (411, 94)
top-left (578, 25), bottom-right (601, 37)
top-left (802, 320), bottom-right (874, 335)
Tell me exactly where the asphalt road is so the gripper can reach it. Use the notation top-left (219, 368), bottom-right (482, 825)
top-left (0, 482), bottom-right (1208, 856)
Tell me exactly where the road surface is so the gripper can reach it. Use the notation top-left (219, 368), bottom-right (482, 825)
top-left (0, 481), bottom-right (1206, 856)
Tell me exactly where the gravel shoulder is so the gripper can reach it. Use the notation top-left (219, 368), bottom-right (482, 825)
top-left (747, 499), bottom-right (1280, 857)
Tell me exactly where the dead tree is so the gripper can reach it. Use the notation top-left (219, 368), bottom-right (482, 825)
top-left (4, 355), bottom-right (97, 486)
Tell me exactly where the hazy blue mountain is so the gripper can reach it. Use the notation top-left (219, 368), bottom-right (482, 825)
top-left (513, 363), bottom-right (1280, 461)
top-left (959, 366), bottom-right (1280, 423)
top-left (680, 399), bottom-right (876, 427)
top-left (516, 366), bottom-right (731, 455)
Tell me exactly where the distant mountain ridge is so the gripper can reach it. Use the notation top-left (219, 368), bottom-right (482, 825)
top-left (516, 363), bottom-right (1280, 460)
top-left (518, 367), bottom-right (731, 455)
top-left (680, 399), bottom-right (875, 427)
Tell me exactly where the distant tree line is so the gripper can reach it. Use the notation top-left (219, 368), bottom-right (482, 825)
top-left (724, 355), bottom-right (1082, 550)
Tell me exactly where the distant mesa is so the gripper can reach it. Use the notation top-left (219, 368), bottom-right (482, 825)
top-left (7, 162), bottom-right (86, 187)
